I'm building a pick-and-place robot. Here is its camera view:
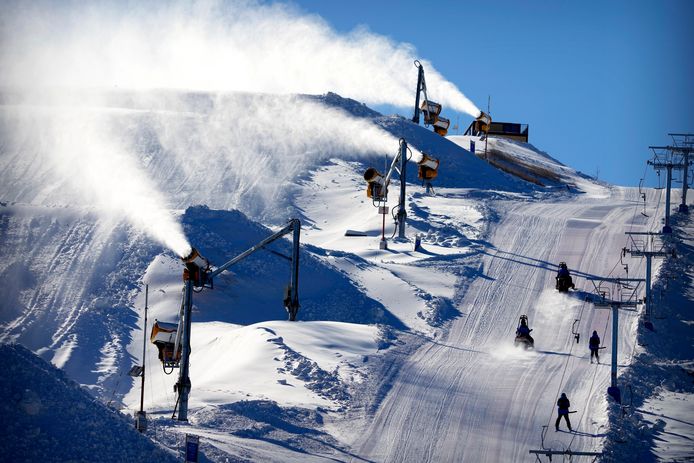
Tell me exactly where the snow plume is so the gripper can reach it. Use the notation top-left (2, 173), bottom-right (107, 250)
top-left (0, 105), bottom-right (192, 258)
top-left (0, 0), bottom-right (481, 118)
top-left (145, 92), bottom-right (419, 220)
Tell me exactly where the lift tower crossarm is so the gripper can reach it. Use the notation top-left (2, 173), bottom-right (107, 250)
top-left (648, 145), bottom-right (694, 153)
top-left (647, 151), bottom-right (690, 230)
top-left (623, 231), bottom-right (672, 324)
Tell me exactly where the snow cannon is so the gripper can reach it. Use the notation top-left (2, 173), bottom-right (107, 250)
top-left (181, 247), bottom-right (211, 288)
top-left (420, 100), bottom-right (442, 125)
top-left (476, 111), bottom-right (492, 134)
top-left (150, 320), bottom-right (181, 374)
top-left (417, 154), bottom-right (440, 180)
top-left (433, 116), bottom-right (450, 136)
top-left (364, 167), bottom-right (387, 201)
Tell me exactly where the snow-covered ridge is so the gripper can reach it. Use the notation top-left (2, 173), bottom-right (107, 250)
top-left (1, 343), bottom-right (176, 462)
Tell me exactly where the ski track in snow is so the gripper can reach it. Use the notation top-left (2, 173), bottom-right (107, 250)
top-left (350, 186), bottom-right (663, 462)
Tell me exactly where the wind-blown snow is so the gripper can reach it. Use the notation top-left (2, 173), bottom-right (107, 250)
top-left (1, 1), bottom-right (480, 116)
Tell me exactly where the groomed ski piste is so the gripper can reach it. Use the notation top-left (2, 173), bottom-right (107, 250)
top-left (1, 90), bottom-right (692, 462)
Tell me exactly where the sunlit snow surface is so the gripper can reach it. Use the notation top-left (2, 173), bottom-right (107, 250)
top-left (2, 90), bottom-right (691, 462)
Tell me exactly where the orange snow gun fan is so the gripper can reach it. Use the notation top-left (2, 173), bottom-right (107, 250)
top-left (476, 111), bottom-right (492, 135)
top-left (433, 117), bottom-right (450, 136)
top-left (364, 167), bottom-right (387, 201)
top-left (420, 100), bottom-right (442, 126)
top-left (150, 320), bottom-right (182, 373)
top-left (182, 247), bottom-right (211, 288)
top-left (417, 154), bottom-right (440, 180)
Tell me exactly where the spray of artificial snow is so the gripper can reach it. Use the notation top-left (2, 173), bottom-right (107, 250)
top-left (0, 1), bottom-right (481, 117)
top-left (0, 0), bottom-right (458, 251)
top-left (148, 92), bottom-right (422, 219)
top-left (0, 105), bottom-right (192, 258)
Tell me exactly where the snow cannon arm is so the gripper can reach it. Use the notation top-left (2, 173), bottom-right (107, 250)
top-left (181, 247), bottom-right (211, 288)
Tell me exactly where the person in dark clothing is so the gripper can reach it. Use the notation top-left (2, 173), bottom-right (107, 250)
top-left (589, 330), bottom-right (601, 364)
top-left (516, 318), bottom-right (534, 344)
top-left (556, 262), bottom-right (576, 291)
top-left (555, 393), bottom-right (572, 431)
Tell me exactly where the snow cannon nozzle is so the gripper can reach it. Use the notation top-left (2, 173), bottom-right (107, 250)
top-left (364, 167), bottom-right (387, 201)
top-left (182, 247), bottom-right (211, 287)
top-left (417, 153), bottom-right (440, 181)
top-left (476, 111), bottom-right (492, 132)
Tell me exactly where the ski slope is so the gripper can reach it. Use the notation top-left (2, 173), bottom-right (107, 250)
top-left (351, 186), bottom-right (658, 461)
top-left (1, 89), bottom-right (689, 462)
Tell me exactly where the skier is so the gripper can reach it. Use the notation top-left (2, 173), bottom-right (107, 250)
top-left (589, 330), bottom-right (601, 364)
top-left (555, 393), bottom-right (572, 431)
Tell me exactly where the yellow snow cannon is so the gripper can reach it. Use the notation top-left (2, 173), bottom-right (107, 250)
top-left (433, 116), bottom-right (450, 136)
top-left (417, 154), bottom-right (440, 180)
top-left (150, 320), bottom-right (181, 373)
top-left (420, 100), bottom-right (442, 125)
top-left (476, 111), bottom-right (492, 134)
top-left (181, 247), bottom-right (211, 288)
top-left (364, 167), bottom-right (387, 200)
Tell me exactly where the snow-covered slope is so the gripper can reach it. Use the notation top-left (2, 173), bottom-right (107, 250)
top-left (0, 343), bottom-right (176, 462)
top-left (1, 89), bottom-right (690, 462)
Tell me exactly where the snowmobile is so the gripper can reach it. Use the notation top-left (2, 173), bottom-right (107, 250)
top-left (514, 315), bottom-right (535, 349)
top-left (555, 262), bottom-right (576, 292)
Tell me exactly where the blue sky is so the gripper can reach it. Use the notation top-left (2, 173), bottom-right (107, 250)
top-left (289, 0), bottom-right (694, 187)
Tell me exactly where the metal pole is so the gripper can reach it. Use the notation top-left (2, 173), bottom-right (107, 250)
top-left (140, 285), bottom-right (148, 414)
top-left (681, 151), bottom-right (690, 213)
top-left (611, 305), bottom-right (618, 390)
top-left (412, 64), bottom-right (423, 124)
top-left (177, 279), bottom-right (194, 421)
top-left (397, 140), bottom-right (407, 240)
top-left (645, 255), bottom-right (652, 320)
top-left (289, 221), bottom-right (300, 321)
top-left (664, 165), bottom-right (673, 233)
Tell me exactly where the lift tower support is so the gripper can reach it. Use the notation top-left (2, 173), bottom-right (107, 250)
top-left (396, 139), bottom-right (408, 240)
top-left (668, 133), bottom-right (694, 213)
top-left (623, 231), bottom-right (673, 326)
top-left (175, 219), bottom-right (301, 421)
top-left (412, 61), bottom-right (426, 124)
top-left (586, 277), bottom-right (643, 403)
top-left (648, 144), bottom-right (692, 232)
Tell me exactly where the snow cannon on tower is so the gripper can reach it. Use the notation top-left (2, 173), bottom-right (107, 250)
top-left (150, 320), bottom-right (182, 374)
top-left (364, 167), bottom-right (387, 201)
top-left (182, 247), bottom-right (211, 288)
top-left (412, 60), bottom-right (451, 137)
top-left (417, 153), bottom-right (440, 181)
top-left (157, 219), bottom-right (302, 421)
top-left (476, 111), bottom-right (492, 135)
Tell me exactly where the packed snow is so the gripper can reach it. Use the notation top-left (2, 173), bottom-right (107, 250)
top-left (1, 89), bottom-right (692, 462)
